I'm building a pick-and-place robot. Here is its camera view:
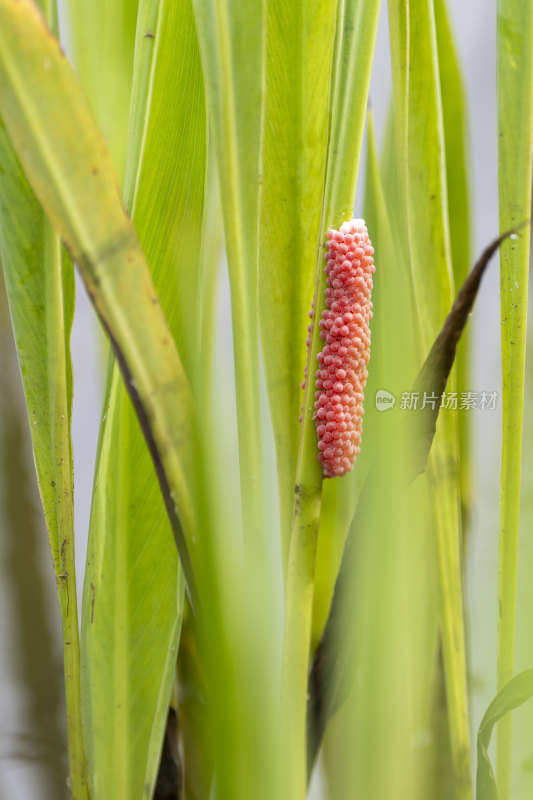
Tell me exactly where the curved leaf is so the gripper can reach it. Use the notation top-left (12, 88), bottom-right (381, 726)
top-left (0, 0), bottom-right (198, 598)
top-left (81, 0), bottom-right (206, 796)
top-left (477, 670), bottom-right (533, 800)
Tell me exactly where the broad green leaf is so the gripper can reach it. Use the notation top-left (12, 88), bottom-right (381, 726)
top-left (64, 0), bottom-right (139, 182)
top-left (191, 0), bottom-right (264, 550)
top-left (0, 122), bottom-right (87, 798)
top-left (388, 1), bottom-right (472, 797)
top-left (0, 0), bottom-right (198, 595)
top-left (259, 0), bottom-right (337, 562)
top-left (309, 118), bottom-right (510, 771)
top-left (496, 0), bottom-right (533, 795)
top-left (81, 1), bottom-right (206, 796)
top-left (188, 8), bottom-right (288, 798)
top-left (310, 116), bottom-right (436, 785)
top-left (477, 670), bottom-right (533, 800)
top-left (281, 2), bottom-right (381, 796)
top-left (0, 269), bottom-right (69, 798)
top-left (434, 0), bottom-right (472, 524)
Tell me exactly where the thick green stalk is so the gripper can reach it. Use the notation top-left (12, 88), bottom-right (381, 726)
top-left (281, 2), bottom-right (380, 795)
top-left (43, 14), bottom-right (86, 798)
top-left (44, 231), bottom-right (87, 800)
top-left (496, 0), bottom-right (533, 796)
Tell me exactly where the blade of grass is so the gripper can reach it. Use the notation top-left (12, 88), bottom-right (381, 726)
top-left (0, 2), bottom-right (87, 792)
top-left (496, 0), bottom-right (533, 795)
top-left (187, 9), bottom-right (293, 795)
top-left (388, 1), bottom-right (472, 796)
top-left (281, 2), bottom-right (380, 795)
top-left (434, 0), bottom-right (472, 525)
top-left (63, 0), bottom-right (139, 183)
top-left (80, 1), bottom-right (206, 795)
top-left (0, 0), bottom-right (88, 783)
top-left (0, 0), bottom-right (198, 596)
top-left (478, 670), bottom-right (533, 800)
top-left (198, 148), bottom-right (223, 399)
top-left (191, 0), bottom-right (264, 555)
top-left (0, 121), bottom-right (87, 798)
top-left (259, 0), bottom-right (338, 564)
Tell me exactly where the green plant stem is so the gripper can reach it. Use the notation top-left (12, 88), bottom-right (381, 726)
top-left (191, 0), bottom-right (264, 559)
top-left (496, 0), bottom-right (533, 796)
top-left (281, 2), bottom-right (380, 793)
top-left (38, 3), bottom-right (87, 796)
top-left (44, 229), bottom-right (88, 799)
top-left (429, 440), bottom-right (472, 800)
top-left (282, 334), bottom-right (324, 799)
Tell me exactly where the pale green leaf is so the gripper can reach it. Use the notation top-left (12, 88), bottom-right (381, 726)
top-left (388, 0), bottom-right (472, 797)
top-left (477, 670), bottom-right (533, 800)
top-left (434, 0), bottom-right (472, 520)
top-left (64, 0), bottom-right (139, 182)
top-left (80, 0), bottom-right (206, 796)
top-left (191, 0), bottom-right (264, 551)
top-left (0, 0), bottom-right (198, 597)
top-left (496, 0), bottom-right (533, 795)
top-left (0, 120), bottom-right (87, 798)
top-left (259, 0), bottom-right (337, 560)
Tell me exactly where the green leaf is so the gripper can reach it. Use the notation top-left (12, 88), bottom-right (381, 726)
top-left (434, 0), bottom-right (472, 519)
top-left (259, 0), bottom-right (337, 561)
top-left (0, 121), bottom-right (87, 797)
top-left (412, 228), bottom-right (524, 481)
top-left (434, 0), bottom-right (470, 296)
top-left (63, 0), bottom-right (139, 182)
top-left (191, 0), bottom-right (264, 552)
top-left (308, 161), bottom-right (517, 772)
top-left (388, 0), bottom-right (472, 797)
top-left (477, 670), bottom-right (533, 800)
top-left (0, 0), bottom-right (199, 597)
top-left (81, 0), bottom-right (206, 796)
top-left (281, 1), bottom-right (381, 796)
top-left (496, 1), bottom-right (533, 796)
top-left (0, 272), bottom-right (70, 799)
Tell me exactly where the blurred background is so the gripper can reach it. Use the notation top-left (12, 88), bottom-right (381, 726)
top-left (1, 0), bottom-right (532, 796)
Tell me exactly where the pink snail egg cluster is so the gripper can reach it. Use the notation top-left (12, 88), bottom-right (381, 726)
top-left (308, 219), bottom-right (375, 478)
